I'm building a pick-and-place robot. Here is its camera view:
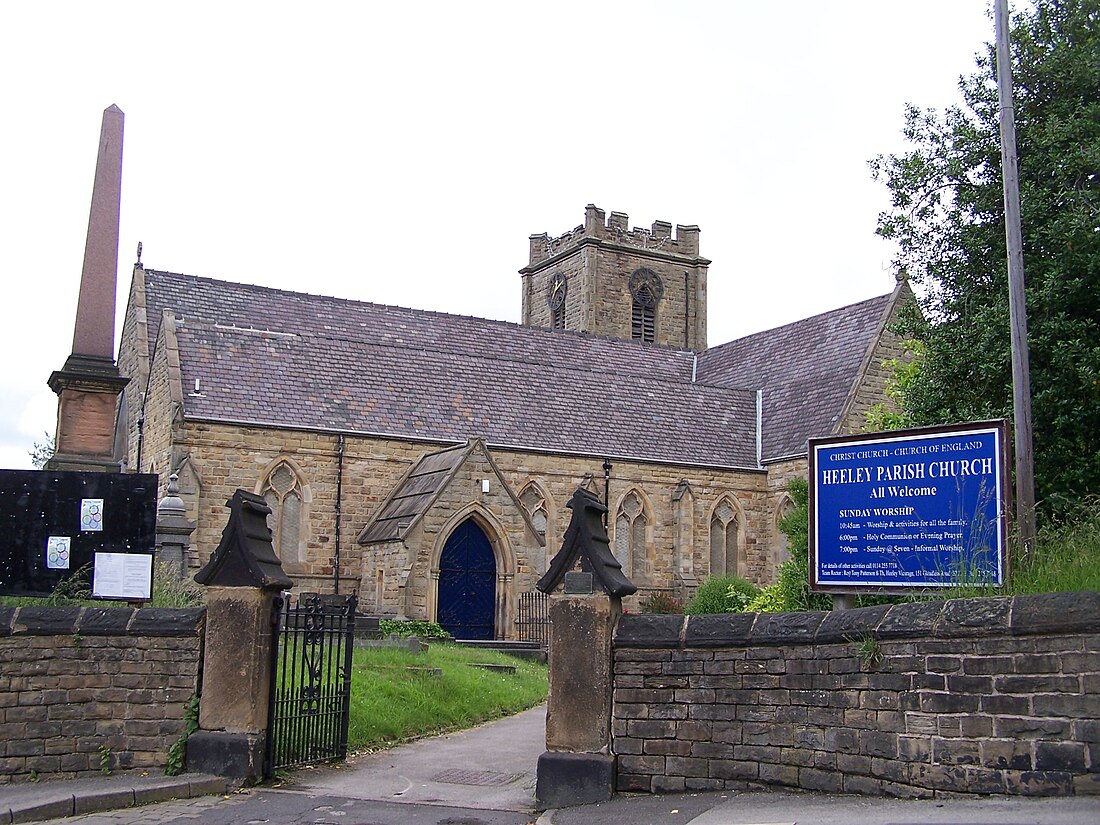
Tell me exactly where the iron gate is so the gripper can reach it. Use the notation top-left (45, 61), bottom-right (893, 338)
top-left (516, 589), bottom-right (550, 647)
top-left (266, 592), bottom-right (357, 775)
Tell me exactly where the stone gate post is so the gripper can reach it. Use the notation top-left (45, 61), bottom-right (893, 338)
top-left (534, 487), bottom-right (636, 808)
top-left (537, 579), bottom-right (621, 807)
top-left (185, 490), bottom-right (292, 782)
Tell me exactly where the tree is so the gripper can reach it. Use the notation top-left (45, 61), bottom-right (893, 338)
top-left (870, 0), bottom-right (1100, 516)
top-left (29, 431), bottom-right (54, 469)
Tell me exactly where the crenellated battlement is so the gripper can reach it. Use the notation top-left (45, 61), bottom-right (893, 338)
top-left (526, 204), bottom-right (702, 266)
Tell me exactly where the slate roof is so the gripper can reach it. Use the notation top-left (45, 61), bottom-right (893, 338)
top-left (359, 443), bottom-right (469, 544)
top-left (696, 293), bottom-right (894, 462)
top-left (141, 270), bottom-right (760, 469)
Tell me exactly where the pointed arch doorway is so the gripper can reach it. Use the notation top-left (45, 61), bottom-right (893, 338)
top-left (437, 518), bottom-right (496, 640)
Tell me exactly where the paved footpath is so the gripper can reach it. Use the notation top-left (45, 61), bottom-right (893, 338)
top-left (7, 703), bottom-right (1100, 825)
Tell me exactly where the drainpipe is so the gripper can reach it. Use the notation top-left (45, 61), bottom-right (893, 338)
top-left (603, 458), bottom-right (612, 528)
top-left (333, 433), bottom-right (345, 594)
top-left (135, 406), bottom-right (145, 473)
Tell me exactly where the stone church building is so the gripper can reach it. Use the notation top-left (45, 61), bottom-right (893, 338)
top-left (115, 203), bottom-right (909, 639)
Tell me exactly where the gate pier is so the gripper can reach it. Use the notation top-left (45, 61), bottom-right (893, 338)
top-left (187, 490), bottom-right (292, 782)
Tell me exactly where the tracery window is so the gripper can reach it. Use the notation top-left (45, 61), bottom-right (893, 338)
top-left (261, 461), bottom-right (305, 565)
top-left (519, 483), bottom-right (548, 541)
top-left (615, 490), bottom-right (648, 579)
top-left (710, 497), bottom-right (740, 576)
top-left (629, 268), bottom-right (663, 344)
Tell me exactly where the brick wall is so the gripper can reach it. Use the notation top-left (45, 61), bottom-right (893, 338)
top-left (612, 592), bottom-right (1100, 797)
top-left (0, 606), bottom-right (203, 781)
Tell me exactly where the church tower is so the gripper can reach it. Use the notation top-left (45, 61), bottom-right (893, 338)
top-left (519, 205), bottom-right (709, 351)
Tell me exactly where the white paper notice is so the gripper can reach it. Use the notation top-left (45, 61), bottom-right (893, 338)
top-left (81, 499), bottom-right (104, 532)
top-left (92, 553), bottom-right (153, 600)
top-left (46, 536), bottom-right (71, 569)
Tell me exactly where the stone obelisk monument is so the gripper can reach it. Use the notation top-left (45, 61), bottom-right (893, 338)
top-left (47, 105), bottom-right (129, 472)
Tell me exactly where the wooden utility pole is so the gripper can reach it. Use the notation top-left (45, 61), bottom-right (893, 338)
top-left (994, 0), bottom-right (1037, 554)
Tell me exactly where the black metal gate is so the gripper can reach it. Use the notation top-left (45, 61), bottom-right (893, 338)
top-left (266, 593), bottom-right (357, 776)
top-left (516, 589), bottom-right (550, 647)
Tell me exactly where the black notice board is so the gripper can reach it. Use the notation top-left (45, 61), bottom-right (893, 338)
top-left (0, 470), bottom-right (158, 597)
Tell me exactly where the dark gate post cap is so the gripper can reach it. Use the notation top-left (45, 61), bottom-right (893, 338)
top-left (194, 489), bottom-right (293, 589)
top-left (536, 487), bottom-right (636, 597)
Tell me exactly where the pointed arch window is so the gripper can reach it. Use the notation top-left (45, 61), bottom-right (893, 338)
top-left (615, 490), bottom-right (648, 579)
top-left (548, 273), bottom-right (567, 331)
top-left (629, 268), bottom-right (663, 344)
top-left (710, 497), bottom-right (740, 576)
top-left (775, 496), bottom-right (795, 569)
top-left (262, 461), bottom-right (305, 565)
top-left (519, 483), bottom-right (548, 541)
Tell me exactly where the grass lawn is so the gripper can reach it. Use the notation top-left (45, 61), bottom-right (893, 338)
top-left (346, 642), bottom-right (547, 753)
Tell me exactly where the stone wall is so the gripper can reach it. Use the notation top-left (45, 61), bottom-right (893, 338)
top-left (148, 416), bottom-right (778, 623)
top-left (0, 606), bottom-right (203, 781)
top-left (611, 592), bottom-right (1100, 797)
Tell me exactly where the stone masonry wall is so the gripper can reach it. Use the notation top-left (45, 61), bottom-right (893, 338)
top-left (163, 419), bottom-right (778, 617)
top-left (521, 205), bottom-right (708, 351)
top-left (0, 606), bottom-right (203, 781)
top-left (612, 592), bottom-right (1100, 797)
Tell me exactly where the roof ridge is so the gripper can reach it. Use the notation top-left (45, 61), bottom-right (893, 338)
top-left (145, 268), bottom-right (699, 359)
top-left (703, 291), bottom-right (893, 358)
top-left (174, 319), bottom-right (755, 402)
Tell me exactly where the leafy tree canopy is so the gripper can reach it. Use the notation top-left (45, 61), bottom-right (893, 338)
top-left (871, 0), bottom-right (1100, 516)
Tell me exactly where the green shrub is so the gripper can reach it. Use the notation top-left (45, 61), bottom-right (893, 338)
top-left (639, 591), bottom-right (682, 614)
top-left (684, 575), bottom-right (759, 614)
top-left (378, 619), bottom-right (451, 639)
top-left (759, 478), bottom-right (831, 613)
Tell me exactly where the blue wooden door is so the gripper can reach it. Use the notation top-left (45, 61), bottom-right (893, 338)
top-left (437, 519), bottom-right (496, 640)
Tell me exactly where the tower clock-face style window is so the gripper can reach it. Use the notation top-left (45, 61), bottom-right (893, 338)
top-left (547, 273), bottom-right (567, 330)
top-left (629, 268), bottom-right (663, 343)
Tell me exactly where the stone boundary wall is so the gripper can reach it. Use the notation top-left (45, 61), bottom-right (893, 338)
top-left (0, 606), bottom-right (204, 781)
top-left (612, 592), bottom-right (1100, 797)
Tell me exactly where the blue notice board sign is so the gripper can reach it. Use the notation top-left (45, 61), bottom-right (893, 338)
top-left (809, 421), bottom-right (1008, 592)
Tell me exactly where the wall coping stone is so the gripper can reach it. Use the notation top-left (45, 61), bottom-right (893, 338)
top-left (2, 606), bottom-right (205, 637)
top-left (814, 604), bottom-right (890, 644)
top-left (13, 606), bottom-right (82, 634)
top-left (1011, 591), bottom-right (1100, 635)
top-left (614, 593), bottom-right (1100, 649)
top-left (128, 608), bottom-right (205, 636)
top-left (616, 614), bottom-right (684, 648)
top-left (935, 596), bottom-right (1012, 637)
top-left (79, 607), bottom-right (136, 635)
top-left (684, 612), bottom-right (755, 647)
top-left (877, 600), bottom-right (943, 638)
top-left (751, 610), bottom-right (827, 644)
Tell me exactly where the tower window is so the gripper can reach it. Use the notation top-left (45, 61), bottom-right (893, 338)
top-left (628, 268), bottom-right (663, 344)
top-left (547, 273), bottom-right (567, 330)
top-left (631, 299), bottom-right (655, 342)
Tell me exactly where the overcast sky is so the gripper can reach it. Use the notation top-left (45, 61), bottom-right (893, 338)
top-left (0, 1), bottom-right (996, 471)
